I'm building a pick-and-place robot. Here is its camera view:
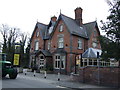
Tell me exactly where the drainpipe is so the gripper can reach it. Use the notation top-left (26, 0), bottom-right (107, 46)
top-left (43, 40), bottom-right (46, 50)
top-left (75, 54), bottom-right (77, 74)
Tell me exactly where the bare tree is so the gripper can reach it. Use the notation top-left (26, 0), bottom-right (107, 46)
top-left (19, 32), bottom-right (27, 66)
top-left (0, 24), bottom-right (9, 53)
top-left (0, 24), bottom-right (20, 62)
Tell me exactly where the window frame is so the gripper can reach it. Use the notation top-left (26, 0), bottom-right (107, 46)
top-left (78, 39), bottom-right (82, 49)
top-left (58, 37), bottom-right (64, 48)
top-left (48, 41), bottom-right (51, 50)
top-left (35, 41), bottom-right (39, 51)
top-left (59, 24), bottom-right (64, 32)
top-left (92, 42), bottom-right (97, 48)
top-left (54, 55), bottom-right (65, 69)
top-left (36, 31), bottom-right (39, 37)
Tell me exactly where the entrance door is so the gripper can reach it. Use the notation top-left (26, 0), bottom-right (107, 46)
top-left (39, 55), bottom-right (45, 69)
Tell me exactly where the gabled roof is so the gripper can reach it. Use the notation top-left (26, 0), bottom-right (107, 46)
top-left (31, 14), bottom-right (100, 42)
top-left (44, 20), bottom-right (56, 39)
top-left (35, 50), bottom-right (52, 57)
top-left (37, 22), bottom-right (48, 39)
top-left (59, 14), bottom-right (88, 39)
top-left (84, 21), bottom-right (100, 38)
top-left (41, 50), bottom-right (52, 56)
top-left (82, 48), bottom-right (102, 58)
top-left (30, 22), bottom-right (47, 42)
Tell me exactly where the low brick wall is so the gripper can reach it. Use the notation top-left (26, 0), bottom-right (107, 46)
top-left (71, 66), bottom-right (120, 87)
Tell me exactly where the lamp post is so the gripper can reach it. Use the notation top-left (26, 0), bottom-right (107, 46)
top-left (75, 54), bottom-right (77, 74)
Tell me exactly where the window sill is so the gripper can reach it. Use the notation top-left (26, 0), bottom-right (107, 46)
top-left (77, 48), bottom-right (83, 50)
top-left (54, 68), bottom-right (65, 69)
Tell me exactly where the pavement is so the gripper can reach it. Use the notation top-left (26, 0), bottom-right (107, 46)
top-left (19, 70), bottom-right (119, 90)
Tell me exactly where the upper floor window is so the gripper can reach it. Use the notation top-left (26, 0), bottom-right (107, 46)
top-left (78, 39), bottom-right (82, 49)
top-left (48, 41), bottom-right (51, 50)
top-left (36, 31), bottom-right (39, 37)
top-left (93, 29), bottom-right (97, 37)
top-left (48, 26), bottom-right (53, 34)
top-left (59, 24), bottom-right (63, 32)
top-left (58, 37), bottom-right (64, 48)
top-left (35, 41), bottom-right (39, 50)
top-left (92, 42), bottom-right (97, 48)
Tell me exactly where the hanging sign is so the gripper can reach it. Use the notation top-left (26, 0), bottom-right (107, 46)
top-left (13, 54), bottom-right (20, 65)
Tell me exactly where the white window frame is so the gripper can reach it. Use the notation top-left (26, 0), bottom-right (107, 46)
top-left (58, 37), bottom-right (64, 48)
top-left (54, 55), bottom-right (65, 69)
top-left (59, 24), bottom-right (63, 32)
top-left (48, 26), bottom-right (53, 34)
top-left (36, 31), bottom-right (39, 37)
top-left (48, 41), bottom-right (51, 50)
top-left (92, 42), bottom-right (97, 48)
top-left (35, 41), bottom-right (39, 50)
top-left (78, 39), bottom-right (82, 49)
top-left (61, 56), bottom-right (65, 69)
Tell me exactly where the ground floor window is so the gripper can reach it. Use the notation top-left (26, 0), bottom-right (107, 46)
top-left (81, 59), bottom-right (111, 67)
top-left (54, 55), bottom-right (65, 69)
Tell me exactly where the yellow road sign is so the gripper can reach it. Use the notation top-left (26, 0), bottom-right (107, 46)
top-left (13, 54), bottom-right (20, 65)
top-left (76, 59), bottom-right (80, 65)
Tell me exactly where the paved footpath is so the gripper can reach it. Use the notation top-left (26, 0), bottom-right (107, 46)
top-left (19, 71), bottom-right (119, 90)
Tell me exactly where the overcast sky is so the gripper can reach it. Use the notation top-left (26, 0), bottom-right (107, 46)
top-left (0, 0), bottom-right (110, 42)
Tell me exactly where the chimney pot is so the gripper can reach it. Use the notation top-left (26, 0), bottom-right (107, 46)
top-left (51, 16), bottom-right (57, 22)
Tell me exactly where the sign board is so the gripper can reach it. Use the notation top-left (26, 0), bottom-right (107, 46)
top-left (76, 59), bottom-right (80, 65)
top-left (76, 55), bottom-right (81, 65)
top-left (13, 54), bottom-right (20, 65)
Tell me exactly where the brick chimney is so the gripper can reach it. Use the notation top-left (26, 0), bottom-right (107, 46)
top-left (51, 16), bottom-right (57, 22)
top-left (74, 7), bottom-right (83, 26)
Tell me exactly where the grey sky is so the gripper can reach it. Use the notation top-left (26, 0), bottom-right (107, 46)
top-left (0, 0), bottom-right (110, 42)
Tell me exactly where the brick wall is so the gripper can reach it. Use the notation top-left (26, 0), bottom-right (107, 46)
top-left (71, 66), bottom-right (120, 87)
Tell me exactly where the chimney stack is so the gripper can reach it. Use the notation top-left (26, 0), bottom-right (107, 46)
top-left (51, 16), bottom-right (57, 22)
top-left (74, 7), bottom-right (83, 26)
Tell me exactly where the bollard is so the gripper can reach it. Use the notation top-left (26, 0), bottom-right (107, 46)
top-left (34, 70), bottom-right (36, 77)
top-left (58, 72), bottom-right (60, 81)
top-left (24, 69), bottom-right (27, 75)
top-left (25, 72), bottom-right (27, 75)
top-left (44, 71), bottom-right (46, 79)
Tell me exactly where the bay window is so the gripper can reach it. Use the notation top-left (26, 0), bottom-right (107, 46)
top-left (54, 55), bottom-right (65, 69)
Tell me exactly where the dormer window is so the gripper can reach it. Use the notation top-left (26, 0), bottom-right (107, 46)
top-left (59, 24), bottom-right (63, 32)
top-left (48, 26), bottom-right (53, 34)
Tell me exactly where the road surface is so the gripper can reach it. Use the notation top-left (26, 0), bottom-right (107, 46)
top-left (1, 74), bottom-right (69, 89)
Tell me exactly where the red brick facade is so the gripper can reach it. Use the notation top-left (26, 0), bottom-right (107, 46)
top-left (30, 7), bottom-right (101, 74)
